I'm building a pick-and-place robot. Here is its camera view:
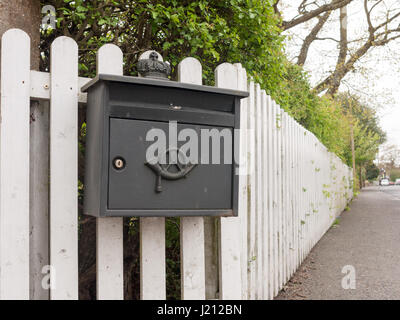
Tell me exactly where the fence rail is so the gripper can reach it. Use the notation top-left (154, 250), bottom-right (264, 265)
top-left (0, 29), bottom-right (352, 300)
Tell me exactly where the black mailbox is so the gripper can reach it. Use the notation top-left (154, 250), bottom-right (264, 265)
top-left (82, 72), bottom-right (248, 218)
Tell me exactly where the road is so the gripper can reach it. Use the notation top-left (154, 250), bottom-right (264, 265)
top-left (276, 186), bottom-right (400, 300)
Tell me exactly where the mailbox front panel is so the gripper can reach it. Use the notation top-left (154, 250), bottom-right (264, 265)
top-left (108, 118), bottom-right (233, 211)
top-left (83, 75), bottom-right (248, 217)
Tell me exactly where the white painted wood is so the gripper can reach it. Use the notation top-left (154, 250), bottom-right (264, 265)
top-left (290, 117), bottom-right (296, 276)
top-left (218, 218), bottom-right (242, 300)
top-left (215, 63), bottom-right (242, 300)
top-left (0, 29), bottom-right (31, 300)
top-left (289, 115), bottom-right (294, 278)
top-left (281, 111), bottom-right (287, 284)
top-left (287, 115), bottom-right (292, 278)
top-left (254, 84), bottom-right (263, 299)
top-left (140, 217), bottom-right (166, 300)
top-left (301, 126), bottom-right (306, 262)
top-left (247, 81), bottom-right (256, 300)
top-left (266, 95), bottom-right (274, 299)
top-left (277, 106), bottom-right (283, 289)
top-left (49, 36), bottom-right (79, 300)
top-left (234, 63), bottom-right (249, 300)
top-left (30, 100), bottom-right (50, 300)
top-left (139, 51), bottom-right (166, 301)
top-left (30, 70), bottom-right (90, 103)
top-left (271, 101), bottom-right (279, 296)
top-left (288, 116), bottom-right (293, 278)
top-left (96, 44), bottom-right (124, 300)
top-left (282, 112), bottom-right (289, 283)
top-left (300, 126), bottom-right (304, 263)
top-left (96, 217), bottom-right (124, 300)
top-left (178, 57), bottom-right (206, 300)
top-left (293, 121), bottom-right (297, 272)
top-left (180, 217), bottom-right (205, 300)
top-left (293, 122), bottom-right (298, 270)
top-left (261, 91), bottom-right (269, 299)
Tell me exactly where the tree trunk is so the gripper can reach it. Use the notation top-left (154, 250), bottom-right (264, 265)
top-left (0, 0), bottom-right (41, 71)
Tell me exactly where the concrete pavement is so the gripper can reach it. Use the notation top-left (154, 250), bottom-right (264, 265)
top-left (276, 186), bottom-right (400, 300)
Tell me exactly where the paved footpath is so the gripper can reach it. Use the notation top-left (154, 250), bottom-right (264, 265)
top-left (276, 186), bottom-right (400, 300)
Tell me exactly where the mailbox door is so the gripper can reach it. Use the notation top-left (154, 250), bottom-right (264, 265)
top-left (107, 118), bottom-right (234, 213)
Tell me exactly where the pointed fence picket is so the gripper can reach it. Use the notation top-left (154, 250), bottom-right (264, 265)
top-left (0, 29), bottom-right (353, 301)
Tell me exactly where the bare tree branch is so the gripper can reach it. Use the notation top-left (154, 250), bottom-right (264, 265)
top-left (297, 10), bottom-right (332, 65)
top-left (281, 0), bottom-right (353, 30)
top-left (313, 0), bottom-right (400, 96)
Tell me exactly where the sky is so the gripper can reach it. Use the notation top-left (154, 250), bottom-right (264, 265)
top-left (281, 0), bottom-right (400, 148)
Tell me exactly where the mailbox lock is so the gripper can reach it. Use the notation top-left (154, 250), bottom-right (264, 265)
top-left (113, 157), bottom-right (126, 170)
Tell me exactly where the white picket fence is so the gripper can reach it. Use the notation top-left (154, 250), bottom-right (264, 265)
top-left (0, 29), bottom-right (352, 300)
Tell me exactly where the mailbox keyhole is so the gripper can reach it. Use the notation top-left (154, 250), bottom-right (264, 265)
top-left (113, 157), bottom-right (126, 170)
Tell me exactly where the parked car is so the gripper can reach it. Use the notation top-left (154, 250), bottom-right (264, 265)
top-left (380, 178), bottom-right (390, 186)
top-left (395, 179), bottom-right (400, 185)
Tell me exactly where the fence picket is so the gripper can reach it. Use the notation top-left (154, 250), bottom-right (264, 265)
top-left (234, 63), bottom-right (249, 300)
top-left (277, 106), bottom-right (283, 289)
top-left (247, 81), bottom-right (256, 300)
top-left (261, 91), bottom-right (269, 299)
top-left (215, 63), bottom-right (242, 300)
top-left (266, 96), bottom-right (274, 299)
top-left (0, 29), bottom-right (31, 299)
top-left (49, 36), bottom-right (79, 300)
top-left (138, 52), bottom-right (167, 301)
top-left (95, 44), bottom-right (125, 300)
top-left (178, 57), bottom-right (206, 300)
top-left (140, 218), bottom-right (166, 300)
top-left (254, 84), bottom-right (263, 299)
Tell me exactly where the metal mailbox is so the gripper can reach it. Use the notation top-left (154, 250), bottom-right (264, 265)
top-left (82, 59), bottom-right (248, 217)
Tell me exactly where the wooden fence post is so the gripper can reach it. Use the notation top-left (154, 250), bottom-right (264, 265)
top-left (30, 99), bottom-right (50, 300)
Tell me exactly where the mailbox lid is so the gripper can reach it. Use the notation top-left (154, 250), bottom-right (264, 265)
top-left (82, 74), bottom-right (248, 123)
top-left (82, 74), bottom-right (249, 99)
top-left (107, 118), bottom-right (234, 212)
